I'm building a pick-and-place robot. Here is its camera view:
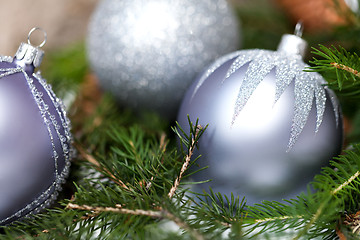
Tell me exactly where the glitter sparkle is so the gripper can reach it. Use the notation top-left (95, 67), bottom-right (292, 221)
top-left (192, 49), bottom-right (340, 149)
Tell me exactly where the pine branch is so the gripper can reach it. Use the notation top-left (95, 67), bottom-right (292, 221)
top-left (168, 124), bottom-right (202, 199)
top-left (331, 170), bottom-right (360, 195)
top-left (50, 119), bottom-right (207, 239)
top-left (331, 62), bottom-right (360, 78)
top-left (309, 45), bottom-right (360, 96)
top-left (67, 202), bottom-right (205, 240)
top-left (242, 144), bottom-right (360, 239)
top-left (75, 142), bottom-right (129, 190)
top-left (67, 202), bottom-right (162, 218)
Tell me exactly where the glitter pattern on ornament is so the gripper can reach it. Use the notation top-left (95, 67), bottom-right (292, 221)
top-left (192, 47), bottom-right (340, 149)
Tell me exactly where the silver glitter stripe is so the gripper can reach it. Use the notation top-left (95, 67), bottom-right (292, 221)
top-left (231, 51), bottom-right (275, 124)
top-left (24, 70), bottom-right (71, 208)
top-left (0, 67), bottom-right (22, 78)
top-left (225, 49), bottom-right (264, 80)
top-left (33, 73), bottom-right (73, 162)
top-left (27, 72), bottom-right (71, 182)
top-left (0, 56), bottom-right (13, 63)
top-left (288, 70), bottom-right (315, 150)
top-left (216, 49), bottom-right (336, 150)
top-left (191, 50), bottom-right (243, 100)
top-left (314, 75), bottom-right (326, 133)
top-left (326, 86), bottom-right (340, 127)
top-left (274, 54), bottom-right (299, 104)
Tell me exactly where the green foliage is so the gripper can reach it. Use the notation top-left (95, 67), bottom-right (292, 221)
top-left (234, 0), bottom-right (291, 51)
top-left (41, 42), bottom-right (88, 98)
top-left (309, 45), bottom-right (360, 97)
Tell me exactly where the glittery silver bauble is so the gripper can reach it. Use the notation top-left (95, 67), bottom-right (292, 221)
top-left (177, 30), bottom-right (343, 205)
top-left (0, 28), bottom-right (72, 225)
top-left (87, 0), bottom-right (241, 118)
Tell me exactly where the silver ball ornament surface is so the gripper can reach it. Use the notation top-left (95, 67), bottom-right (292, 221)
top-left (87, 0), bottom-right (241, 118)
top-left (177, 36), bottom-right (343, 204)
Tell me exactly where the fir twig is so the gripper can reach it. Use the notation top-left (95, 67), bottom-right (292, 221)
top-left (309, 45), bottom-right (360, 96)
top-left (67, 203), bottom-right (205, 240)
top-left (168, 124), bottom-right (202, 199)
top-left (254, 215), bottom-right (303, 224)
top-left (67, 203), bottom-right (163, 218)
top-left (75, 143), bottom-right (129, 190)
top-left (331, 170), bottom-right (360, 195)
top-left (146, 132), bottom-right (168, 191)
top-left (331, 62), bottom-right (360, 78)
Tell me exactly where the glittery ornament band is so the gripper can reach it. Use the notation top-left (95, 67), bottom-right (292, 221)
top-left (191, 49), bottom-right (340, 150)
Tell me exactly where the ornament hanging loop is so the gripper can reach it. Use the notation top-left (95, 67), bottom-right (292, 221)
top-left (14, 27), bottom-right (46, 68)
top-left (277, 21), bottom-right (307, 57)
top-left (27, 27), bottom-right (47, 48)
top-left (294, 21), bottom-right (304, 38)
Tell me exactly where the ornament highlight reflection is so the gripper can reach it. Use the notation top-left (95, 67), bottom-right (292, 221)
top-left (131, 2), bottom-right (178, 41)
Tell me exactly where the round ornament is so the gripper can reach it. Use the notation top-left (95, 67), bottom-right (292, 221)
top-left (177, 25), bottom-right (343, 205)
top-left (87, 0), bottom-right (241, 119)
top-left (0, 28), bottom-right (73, 225)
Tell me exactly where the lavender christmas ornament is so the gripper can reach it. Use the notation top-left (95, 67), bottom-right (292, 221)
top-left (0, 28), bottom-right (73, 225)
top-left (177, 24), bottom-right (343, 204)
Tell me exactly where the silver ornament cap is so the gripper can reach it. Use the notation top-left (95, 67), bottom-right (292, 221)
top-left (277, 22), bottom-right (308, 57)
top-left (15, 27), bottom-right (46, 68)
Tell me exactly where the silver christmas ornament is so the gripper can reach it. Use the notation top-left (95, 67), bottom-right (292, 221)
top-left (0, 28), bottom-right (73, 225)
top-left (177, 24), bottom-right (343, 205)
top-left (87, 0), bottom-right (241, 118)
top-left (345, 0), bottom-right (359, 13)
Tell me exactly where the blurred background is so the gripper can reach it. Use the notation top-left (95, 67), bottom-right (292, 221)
top-left (0, 0), bottom-right (357, 54)
top-left (0, 0), bottom-right (99, 55)
top-left (0, 0), bottom-right (356, 57)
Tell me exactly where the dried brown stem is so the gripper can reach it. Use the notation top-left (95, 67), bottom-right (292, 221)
top-left (75, 143), bottom-right (129, 190)
top-left (331, 62), bottom-right (360, 78)
top-left (168, 125), bottom-right (202, 199)
top-left (341, 210), bottom-right (360, 237)
top-left (336, 227), bottom-right (347, 240)
top-left (332, 171), bottom-right (360, 195)
top-left (159, 132), bottom-right (167, 154)
top-left (165, 211), bottom-right (205, 240)
top-left (145, 132), bottom-right (168, 191)
top-left (67, 203), bottom-right (163, 218)
top-left (67, 203), bottom-right (205, 240)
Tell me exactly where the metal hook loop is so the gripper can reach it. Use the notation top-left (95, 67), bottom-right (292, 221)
top-left (294, 21), bottom-right (304, 38)
top-left (27, 27), bottom-right (47, 48)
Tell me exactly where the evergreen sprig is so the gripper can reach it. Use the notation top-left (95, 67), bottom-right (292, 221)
top-left (309, 45), bottom-right (360, 97)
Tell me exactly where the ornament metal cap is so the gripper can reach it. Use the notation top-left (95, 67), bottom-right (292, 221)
top-left (15, 27), bottom-right (46, 68)
top-left (277, 22), bottom-right (308, 57)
